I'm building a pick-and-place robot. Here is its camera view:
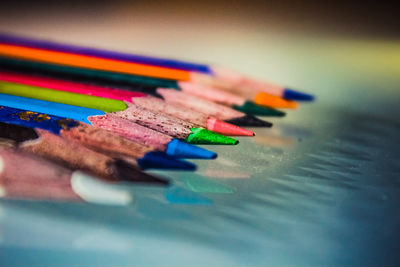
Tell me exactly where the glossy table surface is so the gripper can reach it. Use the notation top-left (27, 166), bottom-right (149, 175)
top-left (0, 2), bottom-right (399, 266)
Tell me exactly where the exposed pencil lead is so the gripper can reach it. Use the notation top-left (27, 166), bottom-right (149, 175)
top-left (186, 128), bottom-right (238, 145)
top-left (165, 139), bottom-right (217, 159)
top-left (137, 151), bottom-right (197, 171)
top-left (283, 88), bottom-right (315, 101)
top-left (233, 101), bottom-right (286, 117)
top-left (206, 117), bottom-right (254, 136)
top-left (254, 92), bottom-right (297, 109)
top-left (114, 159), bottom-right (170, 185)
top-left (225, 115), bottom-right (273, 127)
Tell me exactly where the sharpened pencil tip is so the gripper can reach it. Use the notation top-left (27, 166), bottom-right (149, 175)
top-left (254, 92), bottom-right (297, 109)
top-left (283, 88), bottom-right (315, 101)
top-left (186, 128), bottom-right (238, 145)
top-left (165, 139), bottom-right (218, 159)
top-left (138, 151), bottom-right (196, 171)
top-left (114, 159), bottom-right (170, 185)
top-left (233, 101), bottom-right (286, 117)
top-left (225, 115), bottom-right (273, 127)
top-left (207, 117), bottom-right (254, 136)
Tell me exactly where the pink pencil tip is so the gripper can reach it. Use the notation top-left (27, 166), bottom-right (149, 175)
top-left (207, 118), bottom-right (255, 136)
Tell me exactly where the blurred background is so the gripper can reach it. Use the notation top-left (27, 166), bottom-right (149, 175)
top-left (1, 0), bottom-right (399, 37)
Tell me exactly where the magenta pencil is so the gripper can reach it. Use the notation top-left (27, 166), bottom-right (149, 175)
top-left (0, 70), bottom-right (146, 101)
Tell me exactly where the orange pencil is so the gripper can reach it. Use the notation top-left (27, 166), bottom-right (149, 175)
top-left (0, 43), bottom-right (190, 81)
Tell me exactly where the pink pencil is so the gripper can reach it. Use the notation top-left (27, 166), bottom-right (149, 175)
top-left (0, 71), bottom-right (146, 101)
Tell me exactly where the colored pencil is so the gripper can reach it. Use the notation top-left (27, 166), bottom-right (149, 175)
top-left (0, 56), bottom-right (177, 87)
top-left (0, 57), bottom-right (278, 123)
top-left (0, 70), bottom-right (147, 101)
top-left (0, 92), bottom-right (104, 124)
top-left (0, 43), bottom-right (291, 108)
top-left (116, 103), bottom-right (238, 145)
top-left (0, 122), bottom-right (169, 184)
top-left (201, 66), bottom-right (314, 101)
top-left (0, 33), bottom-right (314, 101)
top-left (192, 73), bottom-right (298, 109)
top-left (155, 88), bottom-right (275, 127)
top-left (0, 79), bottom-right (127, 113)
top-left (0, 105), bottom-right (196, 170)
top-left (0, 94), bottom-right (217, 159)
top-left (0, 149), bottom-right (133, 205)
top-left (128, 95), bottom-right (256, 135)
top-left (88, 113), bottom-right (219, 157)
top-left (0, 60), bottom-right (285, 114)
top-left (0, 71), bottom-right (255, 136)
top-left (0, 43), bottom-right (190, 81)
top-left (0, 43), bottom-right (292, 109)
top-left (177, 81), bottom-right (295, 110)
top-left (0, 81), bottom-right (239, 144)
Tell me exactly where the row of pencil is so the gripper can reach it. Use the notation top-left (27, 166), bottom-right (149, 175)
top-left (0, 33), bottom-right (314, 205)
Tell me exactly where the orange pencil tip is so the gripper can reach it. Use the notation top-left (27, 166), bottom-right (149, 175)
top-left (207, 118), bottom-right (254, 136)
top-left (254, 92), bottom-right (297, 109)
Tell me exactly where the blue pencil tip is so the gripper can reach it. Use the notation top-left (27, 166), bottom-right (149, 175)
top-left (283, 88), bottom-right (315, 101)
top-left (138, 151), bottom-right (197, 170)
top-left (165, 139), bottom-right (218, 159)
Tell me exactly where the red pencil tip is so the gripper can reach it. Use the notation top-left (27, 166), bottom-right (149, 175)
top-left (207, 118), bottom-right (254, 136)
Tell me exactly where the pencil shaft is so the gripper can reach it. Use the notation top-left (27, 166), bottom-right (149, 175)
top-left (0, 33), bottom-right (212, 73)
top-left (0, 80), bottom-right (127, 113)
top-left (0, 34), bottom-right (313, 101)
top-left (210, 66), bottom-right (283, 95)
top-left (60, 123), bottom-right (153, 160)
top-left (0, 105), bottom-right (153, 161)
top-left (178, 81), bottom-right (245, 106)
top-left (0, 149), bottom-right (81, 200)
top-left (192, 71), bottom-right (298, 108)
top-left (0, 71), bottom-right (146, 101)
top-left (20, 129), bottom-right (116, 179)
top-left (0, 56), bottom-right (179, 89)
top-left (156, 89), bottom-right (245, 120)
top-left (0, 43), bottom-right (190, 80)
top-left (115, 104), bottom-right (194, 139)
top-left (0, 149), bottom-right (135, 203)
top-left (88, 113), bottom-right (172, 151)
top-left (131, 95), bottom-right (207, 126)
top-left (0, 93), bottom-right (105, 124)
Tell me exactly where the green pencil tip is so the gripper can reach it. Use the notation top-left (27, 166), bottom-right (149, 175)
top-left (186, 128), bottom-right (238, 145)
top-left (233, 101), bottom-right (285, 117)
